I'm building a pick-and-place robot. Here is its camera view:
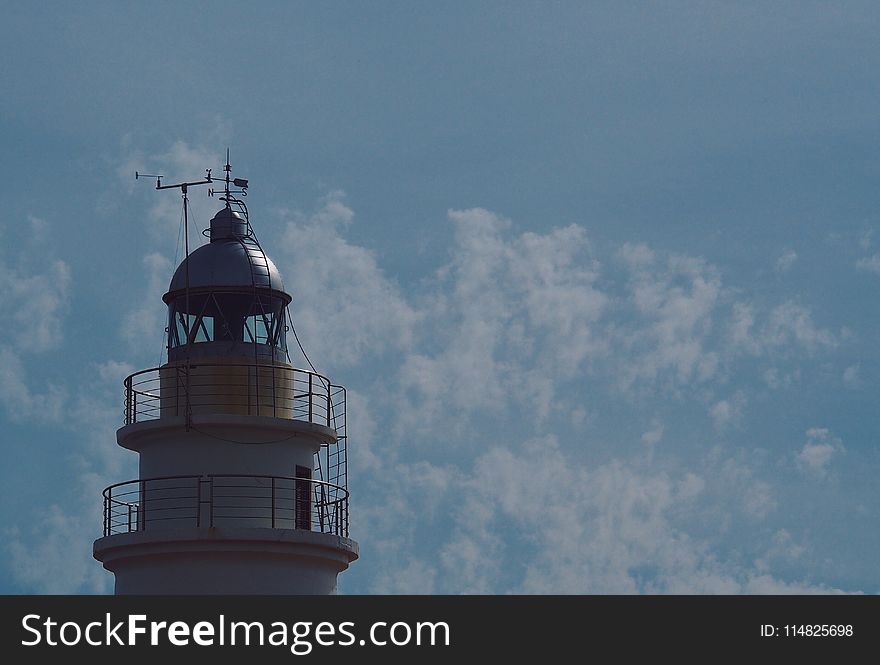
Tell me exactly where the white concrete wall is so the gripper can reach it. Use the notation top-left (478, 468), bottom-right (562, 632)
top-left (119, 415), bottom-right (330, 478)
top-left (96, 528), bottom-right (358, 595)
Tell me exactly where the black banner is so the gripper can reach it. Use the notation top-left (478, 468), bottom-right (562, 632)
top-left (1, 595), bottom-right (875, 661)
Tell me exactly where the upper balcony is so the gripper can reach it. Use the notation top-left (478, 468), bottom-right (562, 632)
top-left (123, 362), bottom-right (346, 430)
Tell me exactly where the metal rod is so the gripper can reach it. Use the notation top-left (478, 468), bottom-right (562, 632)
top-left (125, 377), bottom-right (131, 424)
top-left (140, 479), bottom-right (147, 531)
top-left (183, 188), bottom-right (191, 432)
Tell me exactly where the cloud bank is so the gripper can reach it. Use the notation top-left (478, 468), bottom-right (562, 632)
top-left (275, 193), bottom-right (850, 594)
top-left (2, 146), bottom-right (855, 594)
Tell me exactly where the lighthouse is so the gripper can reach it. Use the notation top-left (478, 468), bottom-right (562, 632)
top-left (93, 156), bottom-right (358, 594)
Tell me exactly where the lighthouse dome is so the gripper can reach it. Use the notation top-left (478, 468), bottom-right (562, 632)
top-left (165, 207), bottom-right (287, 295)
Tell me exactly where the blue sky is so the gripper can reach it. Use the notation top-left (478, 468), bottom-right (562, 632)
top-left (1, 2), bottom-right (878, 593)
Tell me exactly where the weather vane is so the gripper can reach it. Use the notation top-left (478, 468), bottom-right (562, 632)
top-left (135, 148), bottom-right (248, 201)
top-left (134, 148), bottom-right (252, 291)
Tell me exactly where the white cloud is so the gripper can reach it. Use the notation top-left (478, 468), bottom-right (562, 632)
top-left (371, 207), bottom-right (606, 434)
top-left (5, 356), bottom-right (134, 593)
top-left (7, 260), bottom-right (70, 351)
top-left (120, 252), bottom-right (173, 357)
top-left (506, 221), bottom-right (608, 374)
top-left (703, 448), bottom-right (777, 521)
top-left (729, 301), bottom-right (837, 361)
top-left (570, 406), bottom-right (589, 428)
top-left (0, 214), bottom-right (133, 593)
top-left (709, 400), bottom-right (733, 429)
top-left (677, 473), bottom-right (705, 500)
top-left (355, 429), bottom-right (846, 594)
top-left (775, 248), bottom-right (797, 272)
top-left (755, 529), bottom-right (806, 573)
top-left (709, 392), bottom-right (745, 430)
top-left (275, 199), bottom-right (839, 435)
top-left (796, 428), bottom-right (844, 478)
top-left (0, 217), bottom-right (71, 422)
top-left (855, 253), bottom-right (880, 274)
top-left (616, 251), bottom-right (721, 391)
top-left (6, 506), bottom-right (109, 594)
top-left (268, 201), bottom-right (850, 593)
top-left (761, 367), bottom-right (800, 390)
top-left (370, 559), bottom-right (438, 594)
top-left (641, 421), bottom-right (664, 446)
top-left (743, 575), bottom-right (847, 594)
top-left (277, 192), bottom-right (418, 371)
top-left (362, 437), bottom-right (836, 594)
top-left (729, 302), bottom-right (758, 353)
top-left (617, 242), bottom-right (655, 270)
top-left (0, 348), bottom-right (66, 424)
top-left (344, 389), bottom-right (383, 474)
top-left (842, 364), bottom-right (860, 388)
top-left (0, 219), bottom-right (70, 352)
top-left (764, 303), bottom-right (837, 351)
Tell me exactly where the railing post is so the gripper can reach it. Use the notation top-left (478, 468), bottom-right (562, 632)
top-left (140, 479), bottom-right (147, 531)
top-left (317, 488), bottom-right (326, 533)
top-left (128, 505), bottom-right (132, 533)
top-left (271, 477), bottom-right (276, 529)
top-left (125, 377), bottom-right (132, 425)
top-left (103, 493), bottom-right (108, 536)
top-left (308, 372), bottom-right (313, 423)
top-left (326, 382), bottom-right (331, 427)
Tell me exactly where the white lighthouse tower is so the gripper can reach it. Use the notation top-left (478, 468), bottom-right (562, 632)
top-left (93, 156), bottom-right (357, 594)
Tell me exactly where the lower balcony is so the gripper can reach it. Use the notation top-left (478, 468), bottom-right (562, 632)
top-left (101, 474), bottom-right (349, 538)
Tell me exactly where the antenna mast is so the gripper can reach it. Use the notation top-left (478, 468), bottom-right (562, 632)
top-left (135, 167), bottom-right (213, 431)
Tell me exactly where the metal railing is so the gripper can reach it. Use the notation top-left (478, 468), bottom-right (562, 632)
top-left (123, 363), bottom-right (343, 427)
top-left (102, 474), bottom-right (350, 538)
